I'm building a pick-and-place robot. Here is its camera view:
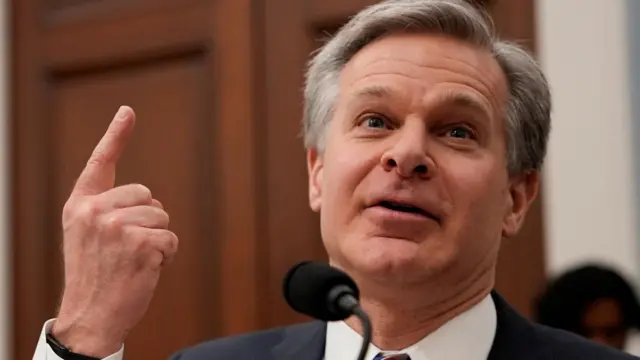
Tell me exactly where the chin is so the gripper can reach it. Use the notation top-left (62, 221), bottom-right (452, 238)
top-left (338, 235), bottom-right (450, 285)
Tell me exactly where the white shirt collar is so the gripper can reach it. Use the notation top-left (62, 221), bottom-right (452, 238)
top-left (324, 294), bottom-right (497, 360)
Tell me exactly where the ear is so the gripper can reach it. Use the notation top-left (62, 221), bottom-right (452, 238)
top-left (307, 148), bottom-right (324, 212)
top-left (502, 170), bottom-right (540, 238)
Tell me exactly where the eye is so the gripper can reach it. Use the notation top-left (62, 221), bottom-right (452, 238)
top-left (446, 126), bottom-right (475, 140)
top-left (359, 114), bottom-right (391, 129)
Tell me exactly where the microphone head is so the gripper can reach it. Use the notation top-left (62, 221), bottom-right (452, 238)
top-left (283, 261), bottom-right (360, 321)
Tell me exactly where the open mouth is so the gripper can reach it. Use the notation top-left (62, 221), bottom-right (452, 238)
top-left (378, 201), bottom-right (426, 215)
top-left (375, 200), bottom-right (440, 223)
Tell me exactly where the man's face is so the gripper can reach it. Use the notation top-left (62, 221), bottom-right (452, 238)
top-left (307, 33), bottom-right (538, 288)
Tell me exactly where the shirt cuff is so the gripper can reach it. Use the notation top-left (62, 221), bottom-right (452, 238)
top-left (33, 318), bottom-right (124, 360)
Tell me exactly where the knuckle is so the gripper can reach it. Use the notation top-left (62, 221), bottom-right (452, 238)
top-left (61, 200), bottom-right (75, 220)
top-left (100, 213), bottom-right (123, 231)
top-left (135, 238), bottom-right (151, 254)
top-left (132, 183), bottom-right (152, 199)
top-left (148, 252), bottom-right (164, 269)
top-left (73, 200), bottom-right (101, 221)
top-left (165, 232), bottom-right (179, 254)
top-left (85, 154), bottom-right (106, 168)
top-left (132, 231), bottom-right (153, 253)
top-left (127, 236), bottom-right (148, 258)
top-left (148, 207), bottom-right (170, 228)
top-left (128, 230), bottom-right (178, 265)
top-left (159, 210), bottom-right (170, 225)
top-left (152, 199), bottom-right (164, 209)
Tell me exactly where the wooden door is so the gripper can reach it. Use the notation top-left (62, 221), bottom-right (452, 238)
top-left (12, 1), bottom-right (262, 359)
top-left (259, 0), bottom-right (546, 328)
top-left (485, 0), bottom-right (547, 319)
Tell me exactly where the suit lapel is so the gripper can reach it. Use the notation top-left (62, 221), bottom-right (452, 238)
top-left (487, 291), bottom-right (549, 360)
top-left (271, 321), bottom-right (327, 360)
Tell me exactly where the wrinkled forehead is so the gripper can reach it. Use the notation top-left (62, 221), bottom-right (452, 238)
top-left (337, 33), bottom-right (509, 118)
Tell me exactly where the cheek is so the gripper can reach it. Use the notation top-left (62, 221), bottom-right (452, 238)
top-left (442, 158), bottom-right (508, 241)
top-left (320, 142), bottom-right (377, 221)
top-left (319, 142), bottom-right (379, 261)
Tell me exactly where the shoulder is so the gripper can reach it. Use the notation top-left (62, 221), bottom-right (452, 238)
top-left (168, 321), bottom-right (322, 360)
top-left (491, 291), bottom-right (638, 359)
top-left (529, 322), bottom-right (638, 359)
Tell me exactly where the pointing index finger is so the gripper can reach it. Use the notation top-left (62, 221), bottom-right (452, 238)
top-left (73, 106), bottom-right (136, 196)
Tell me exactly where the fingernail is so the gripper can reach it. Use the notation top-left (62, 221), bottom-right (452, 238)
top-left (116, 106), bottom-right (128, 119)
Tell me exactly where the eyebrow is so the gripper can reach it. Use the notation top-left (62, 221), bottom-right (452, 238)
top-left (350, 85), bottom-right (492, 118)
top-left (436, 90), bottom-right (491, 116)
top-left (352, 85), bottom-right (395, 100)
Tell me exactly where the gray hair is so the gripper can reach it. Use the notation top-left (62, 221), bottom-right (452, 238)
top-left (302, 0), bottom-right (551, 174)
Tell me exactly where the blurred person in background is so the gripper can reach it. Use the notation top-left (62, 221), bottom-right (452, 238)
top-left (535, 264), bottom-right (640, 354)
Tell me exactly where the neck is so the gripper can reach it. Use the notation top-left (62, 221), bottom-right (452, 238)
top-left (345, 264), bottom-right (495, 350)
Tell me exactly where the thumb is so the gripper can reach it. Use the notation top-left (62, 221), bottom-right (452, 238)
top-left (72, 106), bottom-right (136, 196)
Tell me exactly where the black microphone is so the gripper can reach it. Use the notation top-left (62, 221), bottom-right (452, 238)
top-left (283, 261), bottom-right (372, 360)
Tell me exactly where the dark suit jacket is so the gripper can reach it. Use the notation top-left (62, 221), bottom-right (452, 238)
top-left (170, 291), bottom-right (639, 359)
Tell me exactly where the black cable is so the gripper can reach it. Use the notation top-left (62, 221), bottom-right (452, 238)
top-left (352, 305), bottom-right (372, 360)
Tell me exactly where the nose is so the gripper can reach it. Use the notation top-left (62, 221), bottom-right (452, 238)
top-left (381, 130), bottom-right (431, 179)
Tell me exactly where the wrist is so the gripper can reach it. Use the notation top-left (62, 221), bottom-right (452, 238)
top-left (51, 318), bottom-right (123, 358)
top-left (46, 332), bottom-right (101, 360)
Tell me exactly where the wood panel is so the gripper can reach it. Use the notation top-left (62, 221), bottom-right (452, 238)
top-left (50, 53), bottom-right (220, 356)
top-left (486, 0), bottom-right (547, 319)
top-left (12, 0), bottom-right (260, 358)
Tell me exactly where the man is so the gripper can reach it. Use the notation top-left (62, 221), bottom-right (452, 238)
top-left (32, 0), bottom-right (638, 359)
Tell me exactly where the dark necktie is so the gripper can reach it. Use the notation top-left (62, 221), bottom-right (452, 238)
top-left (373, 352), bottom-right (412, 360)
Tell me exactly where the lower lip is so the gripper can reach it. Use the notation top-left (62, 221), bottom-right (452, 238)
top-left (365, 206), bottom-right (437, 223)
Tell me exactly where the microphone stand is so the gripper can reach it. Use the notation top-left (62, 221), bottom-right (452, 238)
top-left (336, 292), bottom-right (372, 360)
top-left (352, 305), bottom-right (372, 360)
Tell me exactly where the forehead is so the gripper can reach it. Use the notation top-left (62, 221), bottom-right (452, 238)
top-left (338, 33), bottom-right (508, 115)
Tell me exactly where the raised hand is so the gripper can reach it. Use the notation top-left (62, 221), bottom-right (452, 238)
top-left (50, 106), bottom-right (179, 357)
